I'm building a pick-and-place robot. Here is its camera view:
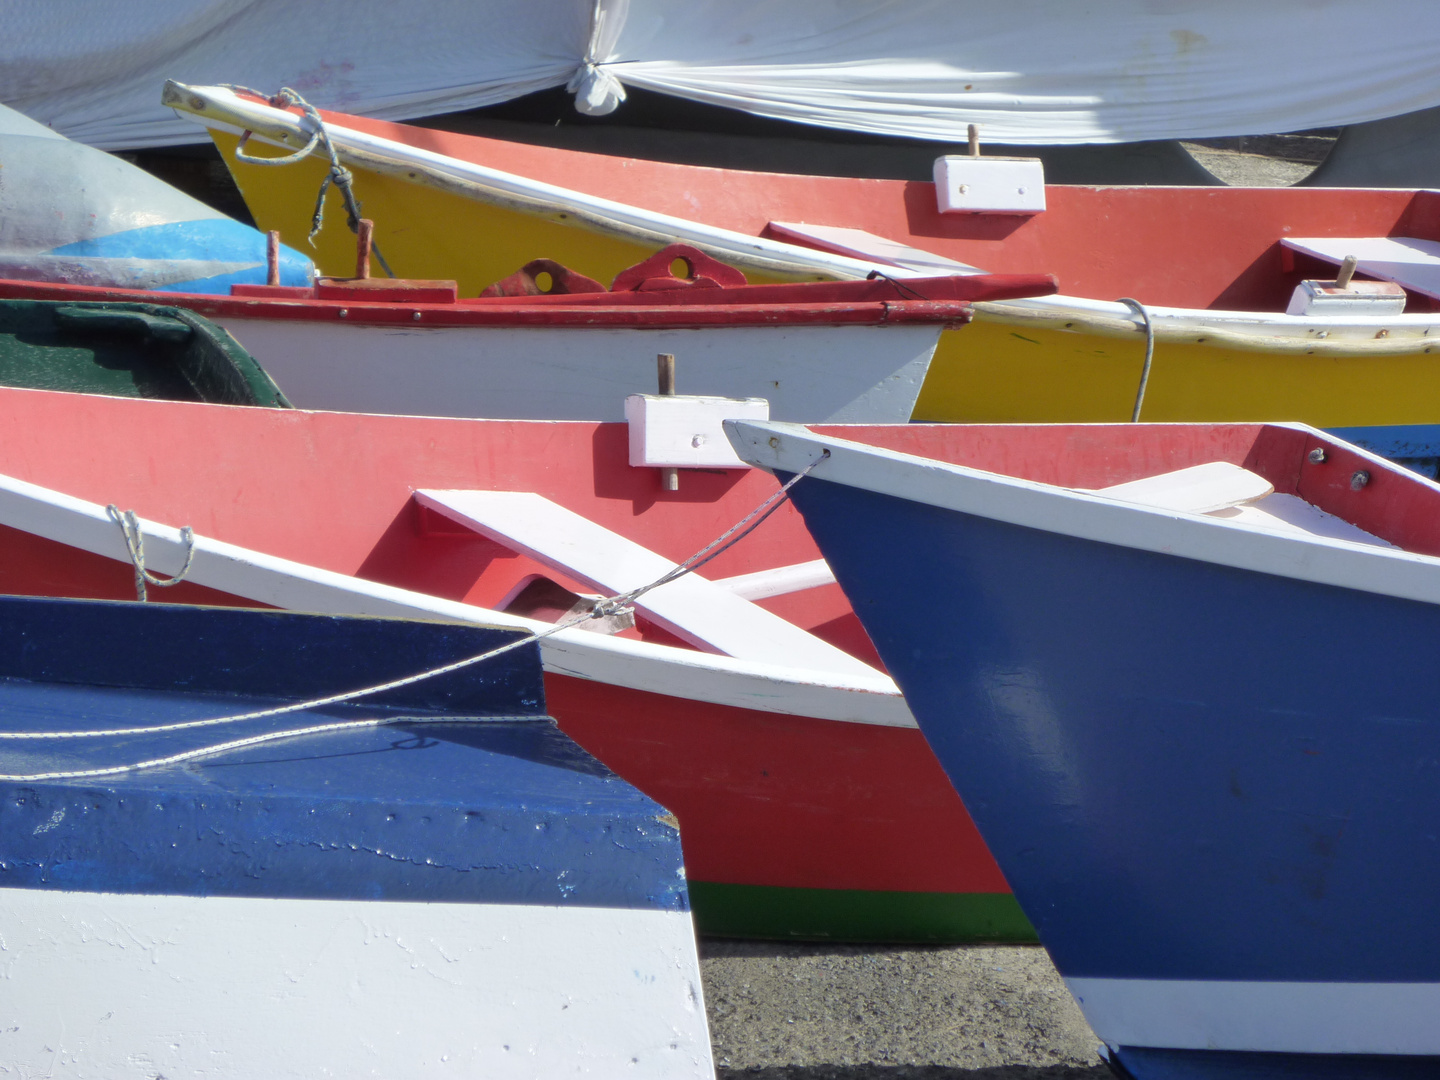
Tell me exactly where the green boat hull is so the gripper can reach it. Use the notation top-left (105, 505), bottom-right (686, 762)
top-left (690, 881), bottom-right (1038, 943)
top-left (0, 300), bottom-right (289, 407)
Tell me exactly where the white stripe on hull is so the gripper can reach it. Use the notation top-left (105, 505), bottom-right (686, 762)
top-left (216, 318), bottom-right (937, 423)
top-left (1067, 976), bottom-right (1440, 1055)
top-left (0, 886), bottom-right (712, 1078)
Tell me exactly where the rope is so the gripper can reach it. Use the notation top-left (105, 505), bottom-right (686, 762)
top-left (225, 85), bottom-right (395, 278)
top-left (106, 505), bottom-right (195, 602)
top-left (0, 715), bottom-right (537, 785)
top-left (1118, 297), bottom-right (1155, 422)
top-left (2, 453), bottom-right (830, 780)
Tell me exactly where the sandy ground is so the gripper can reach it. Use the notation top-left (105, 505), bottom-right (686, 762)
top-left (700, 940), bottom-right (1108, 1080)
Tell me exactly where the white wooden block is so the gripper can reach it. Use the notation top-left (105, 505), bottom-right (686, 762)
top-left (1286, 279), bottom-right (1407, 316)
top-left (1281, 236), bottom-right (1440, 300)
top-left (626, 394), bottom-right (770, 469)
top-left (412, 489), bottom-right (879, 677)
top-left (933, 156), bottom-right (1046, 215)
top-left (1091, 461), bottom-right (1274, 515)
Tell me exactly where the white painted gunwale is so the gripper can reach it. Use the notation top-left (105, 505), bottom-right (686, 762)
top-left (1066, 975), bottom-right (1440, 1055)
top-left (983, 292), bottom-right (1440, 338)
top-left (728, 420), bottom-right (1440, 608)
top-left (0, 470), bottom-right (913, 728)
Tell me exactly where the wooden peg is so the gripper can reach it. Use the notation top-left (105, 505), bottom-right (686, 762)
top-left (1335, 254), bottom-right (1358, 290)
top-left (265, 230), bottom-right (280, 286)
top-left (356, 218), bottom-right (374, 280)
top-left (658, 353), bottom-right (678, 491)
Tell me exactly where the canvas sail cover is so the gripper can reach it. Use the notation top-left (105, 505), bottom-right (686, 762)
top-left (6, 0), bottom-right (1440, 150)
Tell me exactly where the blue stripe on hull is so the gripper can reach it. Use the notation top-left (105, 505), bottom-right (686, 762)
top-left (1112, 1047), bottom-right (1440, 1080)
top-left (0, 597), bottom-right (687, 911)
top-left (1325, 424), bottom-right (1440, 479)
top-left (48, 220), bottom-right (312, 292)
top-left (782, 475), bottom-right (1440, 985)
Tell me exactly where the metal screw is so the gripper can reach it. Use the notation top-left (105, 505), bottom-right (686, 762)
top-left (412, 311), bottom-right (422, 321)
top-left (1351, 470), bottom-right (1370, 490)
top-left (768, 437), bottom-right (780, 448)
top-left (338, 309), bottom-right (349, 319)
top-left (1308, 447), bottom-right (1327, 464)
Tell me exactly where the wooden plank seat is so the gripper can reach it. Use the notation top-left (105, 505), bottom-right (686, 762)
top-left (412, 489), bottom-right (875, 676)
top-left (764, 222), bottom-right (985, 277)
top-left (1089, 461), bottom-right (1392, 547)
top-left (1281, 236), bottom-right (1440, 299)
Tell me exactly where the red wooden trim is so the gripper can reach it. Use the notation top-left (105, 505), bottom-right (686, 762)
top-left (0, 279), bottom-right (971, 328)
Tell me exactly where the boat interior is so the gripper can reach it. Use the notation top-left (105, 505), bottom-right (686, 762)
top-left (816, 422), bottom-right (1440, 555)
top-left (303, 108), bottom-right (1440, 313)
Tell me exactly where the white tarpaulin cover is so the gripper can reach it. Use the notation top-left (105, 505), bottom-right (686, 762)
top-left (7, 0), bottom-right (1440, 150)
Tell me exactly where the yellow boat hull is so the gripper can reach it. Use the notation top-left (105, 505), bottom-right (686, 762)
top-left (212, 130), bottom-right (1440, 437)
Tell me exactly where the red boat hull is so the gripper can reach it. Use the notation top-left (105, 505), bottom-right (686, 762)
top-left (0, 387), bottom-right (1028, 942)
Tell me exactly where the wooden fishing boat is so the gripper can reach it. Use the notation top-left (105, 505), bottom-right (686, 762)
top-left (0, 100), bottom-right (311, 293)
top-left (0, 244), bottom-right (1053, 422)
top-left (0, 298), bottom-right (288, 406)
top-left (0, 594), bottom-right (711, 1077)
top-left (0, 384), bottom-right (1027, 943)
top-left (172, 83), bottom-right (1440, 471)
top-left (731, 418), bottom-right (1440, 1078)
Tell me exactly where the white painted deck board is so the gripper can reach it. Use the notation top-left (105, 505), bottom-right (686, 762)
top-left (1092, 461), bottom-right (1274, 515)
top-left (1208, 493), bottom-right (1395, 548)
top-left (413, 489), bottom-right (878, 677)
top-left (1282, 236), bottom-right (1440, 300)
top-left (766, 222), bottom-right (985, 276)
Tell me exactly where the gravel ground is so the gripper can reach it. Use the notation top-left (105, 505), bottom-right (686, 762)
top-left (1181, 132), bottom-right (1336, 186)
top-left (700, 940), bottom-right (1108, 1080)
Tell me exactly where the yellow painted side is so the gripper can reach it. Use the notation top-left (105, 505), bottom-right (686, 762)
top-left (211, 131), bottom-right (786, 293)
top-left (214, 131), bottom-right (1440, 430)
top-left (916, 319), bottom-right (1440, 427)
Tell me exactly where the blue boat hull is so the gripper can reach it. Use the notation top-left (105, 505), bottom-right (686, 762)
top-left (779, 472), bottom-right (1440, 1073)
top-left (0, 596), bottom-right (712, 1076)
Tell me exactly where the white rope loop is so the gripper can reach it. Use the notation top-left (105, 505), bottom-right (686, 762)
top-left (5, 456), bottom-right (829, 781)
top-left (105, 505), bottom-right (195, 602)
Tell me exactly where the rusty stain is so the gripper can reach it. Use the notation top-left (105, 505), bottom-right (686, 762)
top-left (654, 811), bottom-right (680, 831)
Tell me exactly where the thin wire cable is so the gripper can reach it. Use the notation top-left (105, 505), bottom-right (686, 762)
top-left (0, 451), bottom-right (830, 779)
top-left (1118, 297), bottom-right (1155, 422)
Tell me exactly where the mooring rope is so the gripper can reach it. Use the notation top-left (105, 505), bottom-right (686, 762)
top-left (0, 452), bottom-right (828, 781)
top-left (1117, 297), bottom-right (1156, 422)
top-left (225, 84), bottom-right (396, 277)
top-left (106, 505), bottom-right (195, 602)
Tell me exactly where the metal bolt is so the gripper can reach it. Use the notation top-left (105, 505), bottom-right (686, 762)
top-left (338, 309), bottom-right (349, 319)
top-left (691, 434), bottom-right (705, 448)
top-left (1308, 447), bottom-right (1327, 464)
top-left (1351, 470), bottom-right (1370, 490)
top-left (412, 311), bottom-right (422, 321)
top-left (768, 437), bottom-right (780, 448)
